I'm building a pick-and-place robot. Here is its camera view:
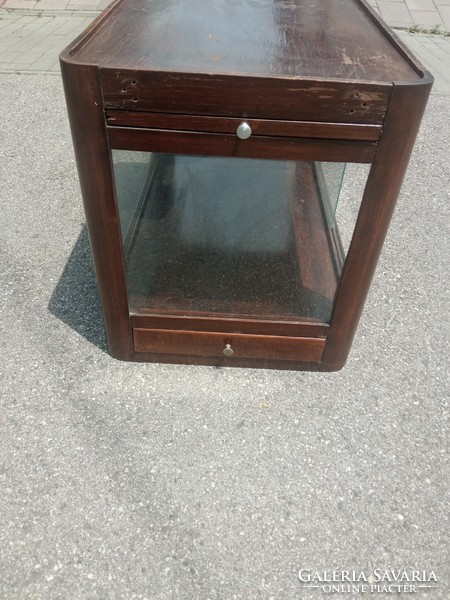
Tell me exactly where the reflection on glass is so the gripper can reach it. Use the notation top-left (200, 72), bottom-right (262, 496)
top-left (316, 162), bottom-right (346, 224)
top-left (112, 151), bottom-right (355, 323)
top-left (336, 163), bottom-right (371, 253)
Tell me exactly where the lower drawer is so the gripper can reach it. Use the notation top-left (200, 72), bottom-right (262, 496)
top-left (133, 328), bottom-right (325, 363)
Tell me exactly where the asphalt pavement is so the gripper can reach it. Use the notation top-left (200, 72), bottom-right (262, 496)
top-left (0, 2), bottom-right (449, 600)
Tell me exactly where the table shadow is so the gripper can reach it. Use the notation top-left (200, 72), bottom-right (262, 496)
top-left (48, 226), bottom-right (107, 351)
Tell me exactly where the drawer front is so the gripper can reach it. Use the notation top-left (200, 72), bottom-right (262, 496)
top-left (107, 127), bottom-right (376, 163)
top-left (100, 69), bottom-right (392, 124)
top-left (106, 111), bottom-right (382, 142)
top-left (133, 328), bottom-right (325, 363)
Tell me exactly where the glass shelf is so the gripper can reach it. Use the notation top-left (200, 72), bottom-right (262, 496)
top-left (113, 151), bottom-right (351, 324)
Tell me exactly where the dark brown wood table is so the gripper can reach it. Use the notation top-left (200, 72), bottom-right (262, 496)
top-left (60, 0), bottom-right (432, 370)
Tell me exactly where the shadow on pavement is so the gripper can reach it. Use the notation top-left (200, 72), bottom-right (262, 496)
top-left (48, 226), bottom-right (107, 351)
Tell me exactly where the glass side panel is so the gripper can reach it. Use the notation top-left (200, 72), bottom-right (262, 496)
top-left (315, 162), bottom-right (346, 225)
top-left (113, 151), bottom-right (154, 250)
top-left (336, 163), bottom-right (371, 254)
top-left (112, 151), bottom-right (356, 323)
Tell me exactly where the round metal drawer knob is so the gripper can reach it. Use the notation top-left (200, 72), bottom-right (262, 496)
top-left (223, 343), bottom-right (234, 357)
top-left (236, 122), bottom-right (252, 140)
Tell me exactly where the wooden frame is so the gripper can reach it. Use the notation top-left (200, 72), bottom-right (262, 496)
top-left (60, 0), bottom-right (432, 370)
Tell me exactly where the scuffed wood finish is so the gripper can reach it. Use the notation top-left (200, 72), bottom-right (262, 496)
top-left (101, 72), bottom-right (392, 124)
top-left (60, 0), bottom-right (432, 369)
top-left (73, 0), bottom-right (419, 82)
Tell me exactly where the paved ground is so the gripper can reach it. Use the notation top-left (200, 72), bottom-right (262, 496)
top-left (371, 0), bottom-right (450, 31)
top-left (0, 1), bottom-right (449, 600)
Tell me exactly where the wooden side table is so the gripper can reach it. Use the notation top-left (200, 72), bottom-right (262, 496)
top-left (60, 0), bottom-right (432, 370)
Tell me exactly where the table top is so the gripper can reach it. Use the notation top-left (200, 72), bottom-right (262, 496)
top-left (67, 0), bottom-right (422, 83)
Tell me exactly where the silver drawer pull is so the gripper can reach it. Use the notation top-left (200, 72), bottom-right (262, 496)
top-left (223, 343), bottom-right (234, 357)
top-left (236, 122), bottom-right (252, 140)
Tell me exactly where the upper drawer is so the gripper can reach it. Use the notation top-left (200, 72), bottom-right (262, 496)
top-left (106, 111), bottom-right (382, 143)
top-left (100, 69), bottom-right (392, 124)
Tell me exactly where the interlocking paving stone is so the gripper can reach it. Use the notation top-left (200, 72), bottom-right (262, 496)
top-left (377, 0), bottom-right (414, 26)
top-left (410, 8), bottom-right (446, 25)
top-left (437, 4), bottom-right (450, 26)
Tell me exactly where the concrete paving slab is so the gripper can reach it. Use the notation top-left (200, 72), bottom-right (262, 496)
top-left (371, 0), bottom-right (449, 29)
top-left (411, 8), bottom-right (446, 26)
top-left (1, 0), bottom-right (109, 8)
top-left (0, 11), bottom-right (98, 73)
top-left (437, 4), bottom-right (450, 26)
top-left (4, 0), bottom-right (35, 7)
top-left (406, 0), bottom-right (438, 10)
top-left (378, 1), bottom-right (415, 27)
top-left (37, 0), bottom-right (69, 9)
